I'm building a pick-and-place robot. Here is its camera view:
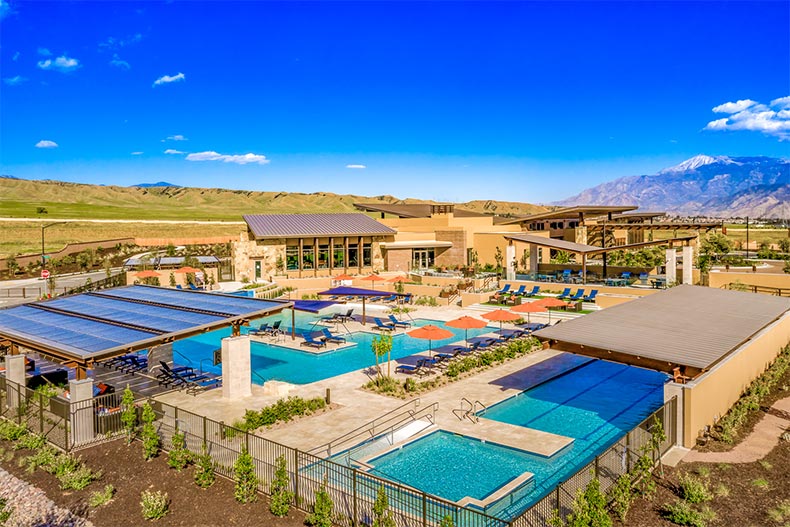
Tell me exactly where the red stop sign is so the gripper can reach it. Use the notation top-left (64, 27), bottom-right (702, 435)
top-left (41, 270), bottom-right (50, 279)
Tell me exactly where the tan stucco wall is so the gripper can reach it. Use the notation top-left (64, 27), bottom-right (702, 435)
top-left (708, 271), bottom-right (790, 290)
top-left (127, 267), bottom-right (219, 287)
top-left (680, 312), bottom-right (790, 447)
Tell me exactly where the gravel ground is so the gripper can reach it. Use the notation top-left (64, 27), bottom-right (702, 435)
top-left (0, 467), bottom-right (93, 527)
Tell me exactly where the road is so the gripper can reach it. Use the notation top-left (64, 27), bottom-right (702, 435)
top-left (0, 269), bottom-right (124, 308)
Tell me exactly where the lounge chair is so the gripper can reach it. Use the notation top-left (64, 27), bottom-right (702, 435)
top-left (175, 284), bottom-right (183, 290)
top-left (301, 332), bottom-right (326, 349)
top-left (159, 360), bottom-right (195, 377)
top-left (620, 272), bottom-right (632, 281)
top-left (557, 287), bottom-right (572, 300)
top-left (188, 283), bottom-right (201, 291)
top-left (388, 314), bottom-right (411, 328)
top-left (512, 285), bottom-right (526, 297)
top-left (320, 328), bottom-right (346, 344)
top-left (320, 313), bottom-right (340, 323)
top-left (373, 318), bottom-right (395, 332)
top-left (523, 286), bottom-right (540, 297)
top-left (496, 284), bottom-right (511, 295)
top-left (248, 323), bottom-right (270, 336)
top-left (338, 308), bottom-right (354, 322)
top-left (568, 289), bottom-right (585, 302)
top-left (401, 293), bottom-right (413, 304)
top-left (395, 362), bottom-right (430, 376)
top-left (117, 355), bottom-right (148, 373)
top-left (381, 294), bottom-right (398, 303)
top-left (185, 376), bottom-right (222, 395)
top-left (583, 290), bottom-right (598, 302)
top-left (263, 320), bottom-right (282, 336)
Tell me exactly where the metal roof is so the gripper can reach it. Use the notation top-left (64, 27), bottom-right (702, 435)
top-left (499, 206), bottom-right (639, 225)
top-left (354, 203), bottom-right (487, 218)
top-left (534, 285), bottom-right (790, 372)
top-left (0, 285), bottom-right (290, 363)
top-left (243, 213), bottom-right (396, 239)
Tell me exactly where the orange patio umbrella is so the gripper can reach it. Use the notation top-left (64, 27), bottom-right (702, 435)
top-left (333, 273), bottom-right (355, 281)
top-left (445, 316), bottom-right (487, 348)
top-left (387, 275), bottom-right (409, 283)
top-left (174, 266), bottom-right (202, 274)
top-left (482, 308), bottom-right (522, 332)
top-left (135, 270), bottom-right (160, 278)
top-left (511, 301), bottom-right (548, 323)
top-left (408, 325), bottom-right (454, 357)
top-left (360, 273), bottom-right (385, 289)
top-left (533, 297), bottom-right (569, 323)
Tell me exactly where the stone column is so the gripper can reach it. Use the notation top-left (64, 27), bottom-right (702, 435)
top-left (665, 249), bottom-right (677, 285)
top-left (5, 355), bottom-right (26, 411)
top-left (682, 245), bottom-right (694, 285)
top-left (69, 378), bottom-right (95, 447)
top-left (148, 344), bottom-right (174, 374)
top-left (529, 244), bottom-right (539, 275)
top-left (505, 242), bottom-right (516, 281)
top-left (221, 335), bottom-right (252, 400)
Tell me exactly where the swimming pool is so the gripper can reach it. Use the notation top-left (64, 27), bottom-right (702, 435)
top-left (365, 430), bottom-right (535, 505)
top-left (173, 309), bottom-right (493, 385)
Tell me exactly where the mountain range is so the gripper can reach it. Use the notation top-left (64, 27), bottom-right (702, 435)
top-left (556, 155), bottom-right (789, 218)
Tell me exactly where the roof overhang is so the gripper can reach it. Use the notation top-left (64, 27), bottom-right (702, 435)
top-left (499, 206), bottom-right (639, 225)
top-left (504, 233), bottom-right (698, 256)
top-left (380, 240), bottom-right (453, 249)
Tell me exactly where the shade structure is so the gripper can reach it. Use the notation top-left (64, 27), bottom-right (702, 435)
top-left (408, 325), bottom-right (454, 357)
top-left (360, 274), bottom-right (385, 289)
top-left (174, 266), bottom-right (202, 274)
top-left (316, 286), bottom-right (393, 326)
top-left (445, 316), bottom-right (487, 348)
top-left (134, 270), bottom-right (160, 278)
top-left (511, 302), bottom-right (548, 323)
top-left (482, 308), bottom-right (521, 332)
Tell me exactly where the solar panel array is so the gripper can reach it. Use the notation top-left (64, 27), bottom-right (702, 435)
top-left (0, 285), bottom-right (287, 360)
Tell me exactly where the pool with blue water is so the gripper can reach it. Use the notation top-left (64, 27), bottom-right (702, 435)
top-left (173, 309), bottom-right (492, 385)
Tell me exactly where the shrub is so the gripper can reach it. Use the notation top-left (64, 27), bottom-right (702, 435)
top-left (140, 402), bottom-right (160, 460)
top-left (608, 473), bottom-right (633, 521)
top-left (20, 445), bottom-right (57, 473)
top-left (661, 499), bottom-right (715, 527)
top-left (0, 420), bottom-right (28, 441)
top-left (372, 485), bottom-right (396, 527)
top-left (89, 484), bottom-right (115, 507)
top-left (752, 478), bottom-right (769, 489)
top-left (439, 515), bottom-right (454, 527)
top-left (305, 481), bottom-right (333, 527)
top-left (121, 386), bottom-right (137, 444)
top-left (58, 463), bottom-right (101, 490)
top-left (140, 490), bottom-right (169, 521)
top-left (269, 455), bottom-right (293, 516)
top-left (767, 499), bottom-right (790, 523)
top-left (14, 433), bottom-right (46, 451)
top-left (678, 473), bottom-right (712, 504)
top-left (233, 446), bottom-right (258, 503)
top-left (194, 444), bottom-right (215, 489)
top-left (240, 396), bottom-right (327, 431)
top-left (0, 497), bottom-right (12, 524)
top-left (167, 430), bottom-right (191, 471)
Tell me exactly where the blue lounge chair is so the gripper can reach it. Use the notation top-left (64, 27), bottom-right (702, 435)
top-left (175, 284), bottom-right (183, 290)
top-left (301, 332), bottom-right (326, 349)
top-left (373, 318), bottom-right (395, 332)
top-left (381, 294), bottom-right (398, 303)
top-left (620, 272), bottom-right (632, 280)
top-left (395, 362), bottom-right (430, 376)
top-left (320, 313), bottom-right (340, 323)
top-left (264, 320), bottom-right (282, 336)
top-left (583, 290), bottom-right (598, 302)
top-left (561, 269), bottom-right (572, 283)
top-left (557, 287), bottom-right (572, 299)
top-left (320, 328), bottom-right (346, 344)
top-left (638, 272), bottom-right (649, 285)
top-left (568, 289), bottom-right (585, 302)
top-left (523, 286), bottom-right (540, 297)
top-left (496, 284), bottom-right (511, 295)
top-left (338, 309), bottom-right (354, 322)
top-left (388, 315), bottom-right (411, 328)
top-left (402, 293), bottom-right (413, 304)
top-left (188, 283), bottom-right (201, 291)
top-left (510, 285), bottom-right (525, 297)
top-left (249, 323), bottom-right (270, 336)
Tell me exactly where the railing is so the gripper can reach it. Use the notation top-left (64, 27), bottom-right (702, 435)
top-left (63, 272), bottom-right (127, 296)
top-left (455, 397), bottom-right (479, 423)
top-left (0, 377), bottom-right (70, 450)
top-left (0, 286), bottom-right (44, 299)
top-left (724, 282), bottom-right (790, 297)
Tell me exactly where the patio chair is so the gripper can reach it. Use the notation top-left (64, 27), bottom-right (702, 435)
top-left (373, 318), bottom-right (396, 332)
top-left (388, 314), bottom-right (411, 328)
top-left (496, 284), bottom-right (511, 295)
top-left (248, 323), bottom-right (271, 336)
top-left (620, 272), bottom-right (632, 281)
top-left (175, 284), bottom-right (183, 290)
top-left (638, 272), bottom-right (649, 285)
top-left (185, 376), bottom-right (222, 395)
top-left (512, 285), bottom-right (526, 296)
top-left (582, 289), bottom-right (598, 302)
top-left (117, 355), bottom-right (148, 373)
top-left (557, 287), bottom-right (572, 299)
top-left (523, 286), bottom-right (540, 297)
top-left (402, 293), bottom-right (414, 304)
top-left (568, 289), bottom-right (585, 302)
top-left (157, 361), bottom-right (198, 387)
top-left (395, 362), bottom-right (431, 377)
top-left (320, 328), bottom-right (346, 344)
top-left (561, 269), bottom-right (572, 283)
top-left (188, 283), bottom-right (202, 291)
top-left (264, 320), bottom-right (282, 336)
top-left (301, 332), bottom-right (326, 349)
top-left (381, 294), bottom-right (398, 303)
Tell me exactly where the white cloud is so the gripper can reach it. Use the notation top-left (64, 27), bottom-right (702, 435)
top-left (131, 151), bottom-right (144, 155)
top-left (38, 47), bottom-right (51, 56)
top-left (0, 0), bottom-right (12, 19)
top-left (704, 96), bottom-right (790, 141)
top-left (35, 140), bottom-right (58, 149)
top-left (38, 55), bottom-right (81, 73)
top-left (186, 151), bottom-right (270, 165)
top-left (3, 75), bottom-right (26, 86)
top-left (12, 51), bottom-right (20, 61)
top-left (99, 33), bottom-right (142, 50)
top-left (345, 164), bottom-right (367, 169)
top-left (164, 149), bottom-right (185, 155)
top-left (109, 54), bottom-right (130, 69)
top-left (165, 134), bottom-right (187, 141)
top-left (152, 72), bottom-right (185, 86)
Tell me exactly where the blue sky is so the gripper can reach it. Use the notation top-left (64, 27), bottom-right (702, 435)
top-left (1, 1), bottom-right (788, 204)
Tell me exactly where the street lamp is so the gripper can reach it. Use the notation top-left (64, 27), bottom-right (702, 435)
top-left (41, 222), bottom-right (67, 268)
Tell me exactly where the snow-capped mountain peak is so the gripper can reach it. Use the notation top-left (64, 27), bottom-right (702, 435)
top-left (658, 155), bottom-right (735, 174)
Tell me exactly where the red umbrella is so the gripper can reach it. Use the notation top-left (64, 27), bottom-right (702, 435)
top-left (533, 297), bottom-right (569, 323)
top-left (360, 274), bottom-right (385, 289)
top-left (174, 266), bottom-right (201, 274)
top-left (135, 270), bottom-right (160, 278)
top-left (387, 275), bottom-right (409, 283)
top-left (482, 309), bottom-right (521, 332)
top-left (511, 302), bottom-right (548, 323)
top-left (408, 325), bottom-right (454, 357)
top-left (333, 273), bottom-right (355, 281)
top-left (445, 316), bottom-right (487, 347)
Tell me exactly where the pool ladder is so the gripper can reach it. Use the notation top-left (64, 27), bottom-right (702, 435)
top-left (455, 397), bottom-right (487, 424)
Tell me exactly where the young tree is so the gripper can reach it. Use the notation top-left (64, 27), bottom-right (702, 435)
top-left (372, 484), bottom-right (396, 527)
top-left (700, 233), bottom-right (732, 263)
top-left (140, 402), bottom-right (160, 460)
top-left (371, 333), bottom-right (393, 380)
top-left (269, 455), bottom-right (294, 516)
top-left (120, 386), bottom-right (137, 444)
top-left (193, 444), bottom-right (215, 489)
top-left (167, 429), bottom-right (191, 471)
top-left (6, 255), bottom-right (19, 277)
top-left (233, 446), bottom-right (258, 503)
top-left (305, 479), bottom-right (333, 527)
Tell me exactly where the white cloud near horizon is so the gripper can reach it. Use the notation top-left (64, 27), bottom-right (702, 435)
top-left (153, 72), bottom-right (185, 87)
top-left (705, 96), bottom-right (790, 141)
top-left (186, 151), bottom-right (270, 165)
top-left (165, 134), bottom-right (187, 141)
top-left (110, 54), bottom-right (130, 69)
top-left (99, 33), bottom-right (142, 51)
top-left (38, 55), bottom-right (81, 73)
top-left (346, 164), bottom-right (367, 169)
top-left (164, 149), bottom-right (185, 155)
top-left (3, 75), bottom-right (26, 86)
top-left (35, 140), bottom-right (58, 149)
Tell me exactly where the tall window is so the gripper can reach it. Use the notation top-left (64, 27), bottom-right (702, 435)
top-left (362, 243), bottom-right (372, 267)
top-left (348, 243), bottom-right (359, 267)
top-left (317, 245), bottom-right (330, 269)
top-left (333, 244), bottom-right (345, 268)
top-left (302, 245), bottom-right (314, 270)
top-left (286, 246), bottom-right (299, 271)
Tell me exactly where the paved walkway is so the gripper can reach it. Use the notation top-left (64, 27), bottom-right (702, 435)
top-left (682, 396), bottom-right (790, 464)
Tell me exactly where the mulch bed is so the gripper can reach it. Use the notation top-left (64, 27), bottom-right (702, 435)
top-left (622, 438), bottom-right (790, 526)
top-left (0, 438), bottom-right (308, 527)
